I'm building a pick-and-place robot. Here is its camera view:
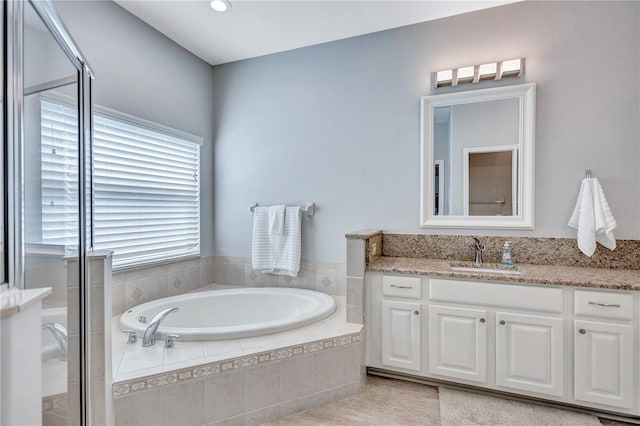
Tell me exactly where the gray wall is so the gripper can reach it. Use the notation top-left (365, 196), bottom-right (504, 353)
top-left (54, 0), bottom-right (216, 256)
top-left (212, 1), bottom-right (640, 262)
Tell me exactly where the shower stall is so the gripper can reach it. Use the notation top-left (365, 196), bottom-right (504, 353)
top-left (1, 1), bottom-right (102, 425)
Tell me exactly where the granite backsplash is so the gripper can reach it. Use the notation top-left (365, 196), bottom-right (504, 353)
top-left (380, 234), bottom-right (640, 270)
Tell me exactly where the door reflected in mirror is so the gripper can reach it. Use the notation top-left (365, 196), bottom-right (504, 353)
top-left (421, 83), bottom-right (535, 229)
top-left (466, 148), bottom-right (516, 216)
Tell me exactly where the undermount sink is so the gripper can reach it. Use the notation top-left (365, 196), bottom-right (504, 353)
top-left (449, 262), bottom-right (524, 276)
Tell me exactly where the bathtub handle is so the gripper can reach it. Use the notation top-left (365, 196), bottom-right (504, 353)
top-left (122, 329), bottom-right (138, 344)
top-left (164, 334), bottom-right (180, 349)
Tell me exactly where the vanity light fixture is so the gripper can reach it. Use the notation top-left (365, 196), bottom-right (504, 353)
top-left (478, 62), bottom-right (498, 81)
top-left (435, 70), bottom-right (453, 87)
top-left (434, 58), bottom-right (524, 88)
top-left (457, 66), bottom-right (475, 84)
top-left (500, 58), bottom-right (523, 78)
top-left (210, 0), bottom-right (232, 12)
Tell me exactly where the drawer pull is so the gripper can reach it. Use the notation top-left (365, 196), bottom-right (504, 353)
top-left (499, 320), bottom-right (506, 325)
top-left (579, 329), bottom-right (586, 334)
top-left (479, 318), bottom-right (486, 323)
top-left (390, 284), bottom-right (413, 289)
top-left (413, 310), bottom-right (419, 315)
top-left (588, 301), bottom-right (621, 308)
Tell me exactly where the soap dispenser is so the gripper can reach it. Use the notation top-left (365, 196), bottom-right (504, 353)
top-left (501, 241), bottom-right (513, 265)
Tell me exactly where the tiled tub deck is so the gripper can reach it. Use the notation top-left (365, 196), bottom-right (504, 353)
top-left (111, 294), bottom-right (364, 426)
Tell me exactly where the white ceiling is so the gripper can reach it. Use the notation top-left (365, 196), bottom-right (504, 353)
top-left (115, 0), bottom-right (518, 66)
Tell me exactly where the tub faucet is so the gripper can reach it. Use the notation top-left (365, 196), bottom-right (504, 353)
top-left (142, 307), bottom-right (179, 347)
top-left (43, 322), bottom-right (68, 361)
top-left (473, 238), bottom-right (485, 264)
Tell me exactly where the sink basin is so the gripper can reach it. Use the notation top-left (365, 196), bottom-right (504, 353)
top-left (449, 262), bottom-right (523, 275)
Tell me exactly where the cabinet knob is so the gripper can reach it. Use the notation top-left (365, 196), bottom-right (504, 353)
top-left (413, 310), bottom-right (419, 315)
top-left (579, 329), bottom-right (586, 335)
top-left (479, 318), bottom-right (486, 323)
top-left (499, 320), bottom-right (506, 325)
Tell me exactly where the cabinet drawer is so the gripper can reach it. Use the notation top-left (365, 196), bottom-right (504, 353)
top-left (382, 275), bottom-right (421, 299)
top-left (430, 279), bottom-right (563, 313)
top-left (574, 290), bottom-right (633, 321)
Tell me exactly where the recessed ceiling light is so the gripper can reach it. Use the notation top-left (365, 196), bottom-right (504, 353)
top-left (210, 0), bottom-right (232, 12)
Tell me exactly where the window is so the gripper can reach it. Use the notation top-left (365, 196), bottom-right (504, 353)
top-left (41, 98), bottom-right (201, 268)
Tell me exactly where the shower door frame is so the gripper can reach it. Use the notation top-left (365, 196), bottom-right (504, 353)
top-left (5, 0), bottom-right (95, 424)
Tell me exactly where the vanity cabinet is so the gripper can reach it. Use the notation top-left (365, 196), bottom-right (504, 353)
top-left (366, 272), bottom-right (640, 417)
top-left (381, 300), bottom-right (421, 371)
top-left (428, 305), bottom-right (487, 383)
top-left (495, 312), bottom-right (564, 396)
top-left (379, 275), bottom-right (422, 371)
top-left (572, 289), bottom-right (636, 410)
top-left (573, 320), bottom-right (634, 409)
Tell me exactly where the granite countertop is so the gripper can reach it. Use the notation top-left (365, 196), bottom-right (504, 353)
top-left (368, 256), bottom-right (640, 291)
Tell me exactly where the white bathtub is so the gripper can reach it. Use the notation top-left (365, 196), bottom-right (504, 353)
top-left (119, 287), bottom-right (337, 341)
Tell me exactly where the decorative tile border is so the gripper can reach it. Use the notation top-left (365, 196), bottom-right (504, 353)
top-left (42, 392), bottom-right (69, 414)
top-left (112, 331), bottom-right (362, 399)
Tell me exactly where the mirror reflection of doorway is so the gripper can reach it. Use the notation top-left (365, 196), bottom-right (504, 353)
top-left (464, 146), bottom-right (518, 216)
top-left (434, 160), bottom-right (444, 215)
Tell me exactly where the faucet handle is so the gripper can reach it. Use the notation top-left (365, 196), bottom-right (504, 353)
top-left (122, 329), bottom-right (138, 344)
top-left (164, 334), bottom-right (180, 349)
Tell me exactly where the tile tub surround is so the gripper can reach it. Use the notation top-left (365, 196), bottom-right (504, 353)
top-left (112, 256), bottom-right (217, 316)
top-left (345, 231), bottom-right (385, 324)
top-left (211, 256), bottom-right (347, 297)
top-left (381, 234), bottom-right (640, 270)
top-left (111, 295), bottom-right (364, 426)
top-left (112, 256), bottom-right (347, 316)
top-left (67, 252), bottom-right (114, 426)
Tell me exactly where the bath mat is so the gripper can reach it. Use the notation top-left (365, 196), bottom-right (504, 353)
top-left (438, 387), bottom-right (602, 426)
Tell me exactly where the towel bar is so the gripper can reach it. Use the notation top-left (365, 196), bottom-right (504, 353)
top-left (469, 198), bottom-right (506, 205)
top-left (249, 202), bottom-right (315, 217)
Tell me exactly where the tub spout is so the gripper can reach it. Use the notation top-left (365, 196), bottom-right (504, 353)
top-left (43, 322), bottom-right (68, 361)
top-left (142, 307), bottom-right (179, 347)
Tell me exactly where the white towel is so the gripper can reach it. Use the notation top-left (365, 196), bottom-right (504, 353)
top-left (568, 178), bottom-right (617, 257)
top-left (252, 206), bottom-right (302, 277)
top-left (268, 205), bottom-right (285, 235)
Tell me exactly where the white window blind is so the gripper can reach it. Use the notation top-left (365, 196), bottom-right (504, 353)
top-left (41, 99), bottom-right (201, 268)
top-left (41, 100), bottom-right (80, 249)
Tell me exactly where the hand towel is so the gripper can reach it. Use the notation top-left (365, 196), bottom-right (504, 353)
top-left (268, 205), bottom-right (285, 235)
top-left (568, 178), bottom-right (617, 257)
top-left (252, 206), bottom-right (302, 277)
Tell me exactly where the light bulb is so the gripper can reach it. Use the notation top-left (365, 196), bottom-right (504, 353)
top-left (210, 0), bottom-right (231, 12)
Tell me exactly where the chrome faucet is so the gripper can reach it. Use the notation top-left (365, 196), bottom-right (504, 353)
top-left (142, 307), bottom-right (179, 347)
top-left (473, 238), bottom-right (485, 264)
top-left (43, 322), bottom-right (68, 361)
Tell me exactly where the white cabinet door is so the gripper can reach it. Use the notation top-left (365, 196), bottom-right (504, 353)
top-left (574, 320), bottom-right (634, 409)
top-left (381, 300), bottom-right (421, 371)
top-left (429, 305), bottom-right (487, 383)
top-left (496, 312), bottom-right (564, 397)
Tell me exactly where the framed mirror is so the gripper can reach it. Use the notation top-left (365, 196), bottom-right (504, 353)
top-left (420, 83), bottom-right (536, 228)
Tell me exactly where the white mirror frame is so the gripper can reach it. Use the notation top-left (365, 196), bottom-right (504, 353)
top-left (420, 83), bottom-right (536, 229)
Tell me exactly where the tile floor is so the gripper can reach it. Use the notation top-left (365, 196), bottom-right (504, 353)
top-left (266, 376), bottom-right (637, 426)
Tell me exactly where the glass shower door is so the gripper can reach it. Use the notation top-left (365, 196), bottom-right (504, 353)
top-left (23, 3), bottom-right (82, 424)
